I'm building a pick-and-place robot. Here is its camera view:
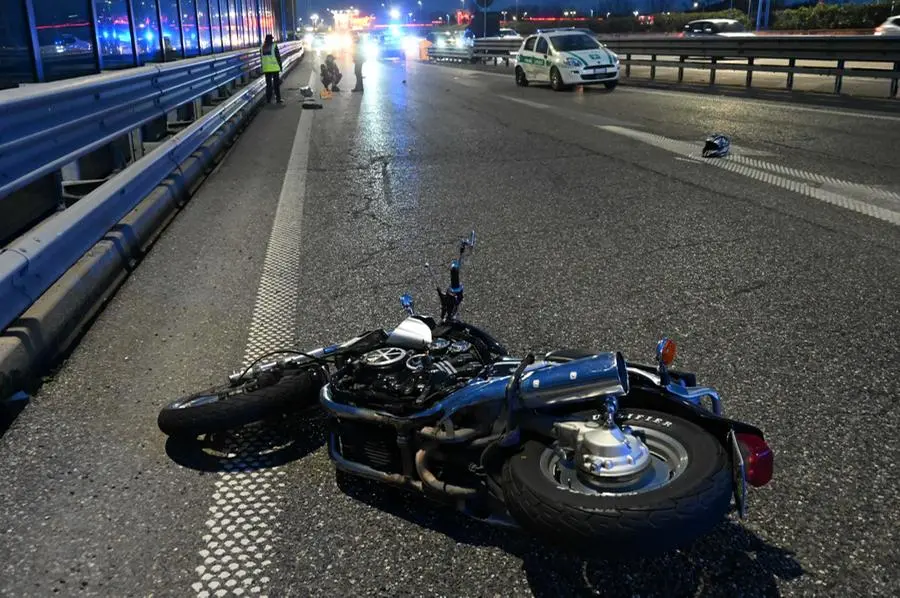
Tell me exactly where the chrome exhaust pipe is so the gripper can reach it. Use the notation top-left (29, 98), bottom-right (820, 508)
top-left (328, 434), bottom-right (522, 530)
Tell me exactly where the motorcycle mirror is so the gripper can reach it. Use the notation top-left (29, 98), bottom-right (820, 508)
top-left (457, 230), bottom-right (476, 255)
top-left (424, 262), bottom-right (441, 291)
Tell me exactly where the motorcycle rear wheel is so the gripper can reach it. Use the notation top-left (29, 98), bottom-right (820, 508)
top-left (501, 409), bottom-right (733, 557)
top-left (157, 369), bottom-right (325, 438)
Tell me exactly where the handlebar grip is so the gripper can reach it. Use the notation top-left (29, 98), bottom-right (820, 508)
top-left (450, 261), bottom-right (461, 291)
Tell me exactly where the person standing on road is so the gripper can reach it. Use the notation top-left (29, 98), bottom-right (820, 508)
top-left (351, 32), bottom-right (365, 92)
top-left (260, 34), bottom-right (284, 104)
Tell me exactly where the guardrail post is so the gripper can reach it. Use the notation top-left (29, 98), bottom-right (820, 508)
top-left (678, 56), bottom-right (685, 83)
top-left (129, 128), bottom-right (145, 163)
top-left (650, 55), bottom-right (656, 80)
top-left (787, 58), bottom-right (795, 90)
top-left (891, 62), bottom-right (899, 98)
top-left (746, 58), bottom-right (754, 88)
top-left (834, 59), bottom-right (845, 94)
top-left (710, 57), bottom-right (717, 86)
top-left (626, 54), bottom-right (631, 78)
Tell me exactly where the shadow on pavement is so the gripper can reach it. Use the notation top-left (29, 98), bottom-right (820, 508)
top-left (0, 393), bottom-right (29, 440)
top-left (164, 407), bottom-right (327, 472)
top-left (337, 473), bottom-right (804, 598)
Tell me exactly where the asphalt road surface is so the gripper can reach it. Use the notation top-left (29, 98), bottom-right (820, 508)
top-left (1, 51), bottom-right (898, 598)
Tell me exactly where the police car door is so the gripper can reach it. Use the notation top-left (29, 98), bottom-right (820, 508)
top-left (519, 35), bottom-right (538, 79)
top-left (533, 36), bottom-right (550, 82)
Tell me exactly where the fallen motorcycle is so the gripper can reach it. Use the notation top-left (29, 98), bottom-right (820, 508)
top-left (158, 231), bottom-right (773, 557)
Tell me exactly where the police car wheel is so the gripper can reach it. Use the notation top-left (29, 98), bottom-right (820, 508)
top-left (550, 67), bottom-right (566, 91)
top-left (515, 66), bottom-right (528, 87)
top-left (604, 80), bottom-right (618, 90)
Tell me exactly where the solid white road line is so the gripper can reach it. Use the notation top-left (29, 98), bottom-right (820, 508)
top-left (472, 87), bottom-right (900, 225)
top-left (498, 95), bottom-right (552, 109)
top-left (191, 70), bottom-right (316, 598)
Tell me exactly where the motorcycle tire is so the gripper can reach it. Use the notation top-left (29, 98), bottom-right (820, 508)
top-left (157, 369), bottom-right (325, 438)
top-left (501, 409), bottom-right (733, 557)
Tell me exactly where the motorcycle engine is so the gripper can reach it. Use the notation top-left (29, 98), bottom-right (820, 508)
top-left (331, 338), bottom-right (484, 415)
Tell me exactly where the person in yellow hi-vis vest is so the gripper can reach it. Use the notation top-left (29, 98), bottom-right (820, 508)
top-left (260, 34), bottom-right (283, 104)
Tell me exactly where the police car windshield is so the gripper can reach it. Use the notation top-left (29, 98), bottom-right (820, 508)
top-left (550, 34), bottom-right (601, 52)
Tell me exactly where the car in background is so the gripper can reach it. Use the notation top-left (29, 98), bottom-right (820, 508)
top-left (874, 15), bottom-right (900, 36)
top-left (41, 34), bottom-right (93, 57)
top-left (679, 19), bottom-right (756, 37)
top-left (498, 28), bottom-right (522, 39)
top-left (514, 29), bottom-right (619, 91)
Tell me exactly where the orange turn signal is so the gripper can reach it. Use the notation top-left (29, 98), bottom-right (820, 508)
top-left (657, 338), bottom-right (677, 366)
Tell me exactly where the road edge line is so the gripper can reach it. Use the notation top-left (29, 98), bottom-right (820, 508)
top-left (190, 69), bottom-right (317, 598)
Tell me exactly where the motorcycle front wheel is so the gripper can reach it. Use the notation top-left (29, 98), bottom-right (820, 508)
top-left (501, 409), bottom-right (733, 557)
top-left (157, 369), bottom-right (326, 438)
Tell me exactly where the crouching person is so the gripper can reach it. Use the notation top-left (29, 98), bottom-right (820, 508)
top-left (320, 55), bottom-right (342, 91)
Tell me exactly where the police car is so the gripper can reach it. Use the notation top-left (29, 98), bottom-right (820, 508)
top-left (514, 28), bottom-right (620, 91)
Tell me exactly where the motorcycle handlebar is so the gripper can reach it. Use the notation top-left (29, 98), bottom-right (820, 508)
top-left (450, 260), bottom-right (461, 291)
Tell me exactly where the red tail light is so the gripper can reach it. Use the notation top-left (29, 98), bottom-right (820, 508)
top-left (736, 433), bottom-right (773, 487)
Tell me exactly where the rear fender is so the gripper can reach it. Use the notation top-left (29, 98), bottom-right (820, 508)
top-left (539, 349), bottom-right (765, 445)
top-left (619, 389), bottom-right (767, 445)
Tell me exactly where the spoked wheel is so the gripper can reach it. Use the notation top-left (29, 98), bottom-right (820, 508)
top-left (157, 368), bottom-right (326, 438)
top-left (515, 66), bottom-right (529, 87)
top-left (501, 409), bottom-right (733, 557)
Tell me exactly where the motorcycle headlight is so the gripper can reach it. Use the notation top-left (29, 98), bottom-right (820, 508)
top-left (564, 57), bottom-right (580, 67)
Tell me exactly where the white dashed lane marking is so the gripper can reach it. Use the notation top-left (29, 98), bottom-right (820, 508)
top-left (597, 125), bottom-right (900, 226)
top-left (191, 69), bottom-right (316, 598)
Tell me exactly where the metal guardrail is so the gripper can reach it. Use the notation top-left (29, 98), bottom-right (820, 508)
top-left (462, 36), bottom-right (900, 97)
top-left (602, 36), bottom-right (900, 61)
top-left (0, 43), bottom-right (304, 333)
top-left (0, 42), bottom-right (303, 201)
top-left (604, 37), bottom-right (900, 96)
top-left (472, 39), bottom-right (521, 59)
top-left (426, 46), bottom-right (476, 62)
